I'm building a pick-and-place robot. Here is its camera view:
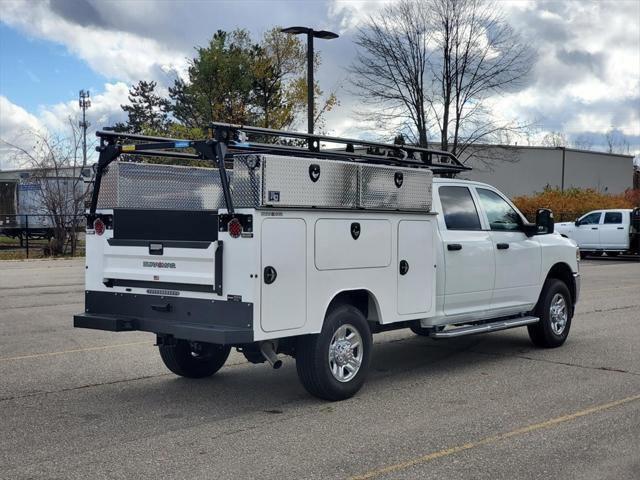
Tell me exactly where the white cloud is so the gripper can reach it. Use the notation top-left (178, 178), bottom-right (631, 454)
top-left (1, 0), bottom-right (188, 85)
top-left (0, 83), bottom-right (130, 169)
top-left (0, 96), bottom-right (45, 169)
top-left (37, 82), bottom-right (130, 133)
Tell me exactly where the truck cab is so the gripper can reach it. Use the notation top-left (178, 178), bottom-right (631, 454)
top-left (556, 209), bottom-right (637, 257)
top-left (75, 123), bottom-right (581, 401)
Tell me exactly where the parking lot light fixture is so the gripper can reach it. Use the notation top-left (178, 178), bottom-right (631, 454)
top-left (280, 26), bottom-right (339, 134)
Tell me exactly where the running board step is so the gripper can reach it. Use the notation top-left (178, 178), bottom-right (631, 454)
top-left (431, 316), bottom-right (539, 338)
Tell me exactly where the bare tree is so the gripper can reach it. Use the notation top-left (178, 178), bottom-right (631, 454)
top-left (349, 1), bottom-right (432, 146)
top-left (572, 134), bottom-right (593, 150)
top-left (350, 0), bottom-right (534, 158)
top-left (605, 128), bottom-right (630, 154)
top-left (1, 120), bottom-right (90, 255)
top-left (542, 131), bottom-right (567, 148)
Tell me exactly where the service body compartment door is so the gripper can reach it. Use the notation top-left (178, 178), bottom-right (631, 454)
top-left (315, 219), bottom-right (391, 270)
top-left (261, 218), bottom-right (307, 332)
top-left (397, 220), bottom-right (435, 315)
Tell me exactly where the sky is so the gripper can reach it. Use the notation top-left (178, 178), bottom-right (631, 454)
top-left (0, 0), bottom-right (639, 170)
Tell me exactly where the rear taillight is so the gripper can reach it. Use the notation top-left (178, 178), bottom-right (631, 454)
top-left (94, 218), bottom-right (105, 236)
top-left (228, 218), bottom-right (242, 238)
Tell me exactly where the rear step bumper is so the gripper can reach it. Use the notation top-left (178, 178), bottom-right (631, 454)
top-left (74, 291), bottom-right (253, 345)
top-left (431, 316), bottom-right (539, 338)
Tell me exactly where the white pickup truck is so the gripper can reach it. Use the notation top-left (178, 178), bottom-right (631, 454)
top-left (75, 124), bottom-right (581, 401)
top-left (556, 209), bottom-right (640, 258)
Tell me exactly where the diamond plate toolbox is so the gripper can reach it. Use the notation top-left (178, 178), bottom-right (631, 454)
top-left (359, 164), bottom-right (432, 211)
top-left (97, 161), bottom-right (227, 210)
top-left (261, 155), bottom-right (359, 208)
top-left (97, 156), bottom-right (432, 212)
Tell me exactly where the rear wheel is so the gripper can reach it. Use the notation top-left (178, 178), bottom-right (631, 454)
top-left (159, 340), bottom-right (230, 378)
top-left (296, 305), bottom-right (372, 401)
top-left (528, 279), bottom-right (572, 348)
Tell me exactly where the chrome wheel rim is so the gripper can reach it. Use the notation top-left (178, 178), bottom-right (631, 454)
top-left (328, 324), bottom-right (363, 383)
top-left (549, 293), bottom-right (568, 335)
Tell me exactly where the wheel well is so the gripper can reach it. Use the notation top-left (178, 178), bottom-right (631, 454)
top-left (325, 290), bottom-right (381, 323)
top-left (546, 262), bottom-right (576, 304)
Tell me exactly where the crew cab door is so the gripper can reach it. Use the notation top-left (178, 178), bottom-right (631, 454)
top-left (475, 188), bottom-right (541, 310)
top-left (573, 211), bottom-right (602, 248)
top-left (599, 211), bottom-right (630, 250)
top-left (437, 186), bottom-right (495, 316)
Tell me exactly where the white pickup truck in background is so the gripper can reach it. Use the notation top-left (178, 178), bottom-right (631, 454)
top-left (556, 208), bottom-right (640, 258)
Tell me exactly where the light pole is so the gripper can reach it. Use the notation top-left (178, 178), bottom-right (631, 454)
top-left (78, 90), bottom-right (91, 167)
top-left (280, 27), bottom-right (338, 134)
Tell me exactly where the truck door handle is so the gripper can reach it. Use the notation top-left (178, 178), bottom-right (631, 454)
top-left (591, 227), bottom-right (598, 230)
top-left (447, 244), bottom-right (462, 251)
top-left (496, 243), bottom-right (509, 250)
top-left (617, 227), bottom-right (624, 230)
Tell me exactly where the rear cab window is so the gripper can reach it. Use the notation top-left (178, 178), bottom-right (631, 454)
top-left (438, 186), bottom-right (482, 230)
top-left (603, 212), bottom-right (622, 224)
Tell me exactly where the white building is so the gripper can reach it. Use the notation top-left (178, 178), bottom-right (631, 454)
top-left (457, 145), bottom-right (634, 197)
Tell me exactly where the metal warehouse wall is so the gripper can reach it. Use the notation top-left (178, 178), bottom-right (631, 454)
top-left (457, 146), bottom-right (633, 197)
top-left (563, 150), bottom-right (633, 194)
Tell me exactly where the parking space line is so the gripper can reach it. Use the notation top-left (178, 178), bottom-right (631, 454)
top-left (348, 393), bottom-right (640, 480)
top-left (0, 341), bottom-right (151, 362)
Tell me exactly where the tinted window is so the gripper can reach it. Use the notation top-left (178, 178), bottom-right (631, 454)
top-left (580, 212), bottom-right (601, 225)
top-left (439, 186), bottom-right (481, 230)
top-left (604, 212), bottom-right (622, 224)
top-left (477, 188), bottom-right (521, 231)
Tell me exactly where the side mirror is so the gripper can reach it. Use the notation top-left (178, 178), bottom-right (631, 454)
top-left (574, 218), bottom-right (580, 227)
top-left (536, 208), bottom-right (554, 234)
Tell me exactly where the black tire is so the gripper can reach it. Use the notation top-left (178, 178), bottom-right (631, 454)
top-left (296, 305), bottom-right (372, 401)
top-left (528, 279), bottom-right (572, 348)
top-left (159, 340), bottom-right (231, 378)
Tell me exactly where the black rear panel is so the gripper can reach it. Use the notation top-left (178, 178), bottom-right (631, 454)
top-left (113, 209), bottom-right (218, 241)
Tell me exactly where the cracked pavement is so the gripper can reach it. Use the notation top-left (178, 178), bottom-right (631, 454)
top-left (0, 257), bottom-right (638, 479)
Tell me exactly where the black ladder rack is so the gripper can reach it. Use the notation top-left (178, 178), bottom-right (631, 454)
top-left (89, 122), bottom-right (470, 218)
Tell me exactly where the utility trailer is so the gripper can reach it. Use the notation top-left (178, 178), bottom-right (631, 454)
top-left (75, 123), bottom-right (579, 400)
top-left (0, 181), bottom-right (54, 240)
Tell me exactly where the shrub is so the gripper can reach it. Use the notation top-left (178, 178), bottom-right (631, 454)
top-left (512, 187), bottom-right (639, 222)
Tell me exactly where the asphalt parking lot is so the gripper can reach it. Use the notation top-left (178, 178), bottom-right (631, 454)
top-left (1, 257), bottom-right (638, 479)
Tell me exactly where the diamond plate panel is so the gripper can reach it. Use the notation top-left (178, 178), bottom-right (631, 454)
top-left (262, 155), bottom-right (359, 208)
top-left (97, 161), bottom-right (227, 210)
top-left (232, 155), bottom-right (264, 208)
top-left (360, 165), bottom-right (432, 211)
top-left (96, 161), bottom-right (119, 209)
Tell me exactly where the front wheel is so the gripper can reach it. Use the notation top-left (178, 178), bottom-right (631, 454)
top-left (159, 340), bottom-right (231, 378)
top-left (296, 305), bottom-right (372, 401)
top-left (528, 279), bottom-right (572, 348)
